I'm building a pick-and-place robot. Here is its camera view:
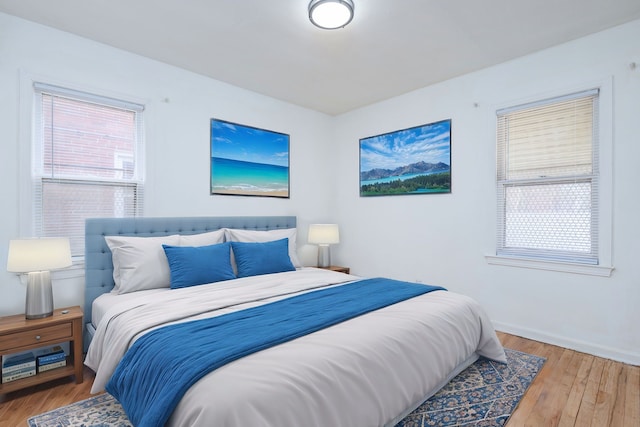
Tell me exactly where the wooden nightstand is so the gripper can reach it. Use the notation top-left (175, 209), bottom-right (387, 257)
top-left (0, 306), bottom-right (83, 394)
top-left (320, 265), bottom-right (350, 274)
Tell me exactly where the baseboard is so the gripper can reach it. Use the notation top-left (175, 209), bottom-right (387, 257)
top-left (493, 321), bottom-right (640, 366)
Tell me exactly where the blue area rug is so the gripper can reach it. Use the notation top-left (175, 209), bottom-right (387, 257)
top-left (27, 348), bottom-right (544, 427)
top-left (396, 349), bottom-right (545, 426)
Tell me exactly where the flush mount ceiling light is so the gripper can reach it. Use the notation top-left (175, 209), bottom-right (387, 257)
top-left (308, 0), bottom-right (354, 30)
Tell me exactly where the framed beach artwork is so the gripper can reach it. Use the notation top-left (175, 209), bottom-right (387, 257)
top-left (210, 119), bottom-right (290, 198)
top-left (359, 119), bottom-right (451, 197)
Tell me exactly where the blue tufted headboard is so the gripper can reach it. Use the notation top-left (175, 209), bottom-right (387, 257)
top-left (84, 216), bottom-right (297, 330)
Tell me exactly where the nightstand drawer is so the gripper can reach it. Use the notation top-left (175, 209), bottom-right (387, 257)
top-left (0, 323), bottom-right (72, 353)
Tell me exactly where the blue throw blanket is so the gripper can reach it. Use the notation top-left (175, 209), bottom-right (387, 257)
top-left (106, 277), bottom-right (446, 427)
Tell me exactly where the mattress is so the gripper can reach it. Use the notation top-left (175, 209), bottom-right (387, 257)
top-left (85, 268), bottom-right (506, 427)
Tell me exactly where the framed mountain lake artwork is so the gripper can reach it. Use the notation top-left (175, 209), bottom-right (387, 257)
top-left (359, 119), bottom-right (451, 197)
top-left (210, 119), bottom-right (290, 198)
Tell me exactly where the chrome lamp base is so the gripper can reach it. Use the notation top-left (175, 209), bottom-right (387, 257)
top-left (25, 271), bottom-right (54, 319)
top-left (317, 244), bottom-right (331, 268)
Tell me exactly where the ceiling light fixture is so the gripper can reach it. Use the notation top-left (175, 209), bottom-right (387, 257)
top-left (308, 0), bottom-right (354, 30)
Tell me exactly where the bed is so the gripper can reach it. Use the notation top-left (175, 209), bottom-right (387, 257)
top-left (83, 215), bottom-right (506, 427)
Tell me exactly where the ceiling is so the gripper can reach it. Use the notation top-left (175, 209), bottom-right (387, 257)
top-left (2, 1), bottom-right (640, 115)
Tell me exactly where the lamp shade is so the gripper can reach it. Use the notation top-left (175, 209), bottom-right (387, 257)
top-left (7, 238), bottom-right (72, 273)
top-left (308, 224), bottom-right (340, 245)
top-left (309, 0), bottom-right (354, 29)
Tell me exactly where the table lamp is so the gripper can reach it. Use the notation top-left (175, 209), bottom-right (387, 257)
top-left (308, 224), bottom-right (340, 268)
top-left (7, 238), bottom-right (72, 319)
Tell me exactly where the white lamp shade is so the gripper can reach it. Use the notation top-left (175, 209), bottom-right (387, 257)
top-left (308, 224), bottom-right (340, 245)
top-left (7, 238), bottom-right (72, 273)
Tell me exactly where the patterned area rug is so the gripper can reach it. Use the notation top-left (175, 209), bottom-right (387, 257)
top-left (28, 348), bottom-right (544, 427)
top-left (396, 349), bottom-right (545, 426)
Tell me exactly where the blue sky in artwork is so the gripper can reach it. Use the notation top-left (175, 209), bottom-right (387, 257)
top-left (360, 120), bottom-right (451, 172)
top-left (211, 120), bottom-right (289, 167)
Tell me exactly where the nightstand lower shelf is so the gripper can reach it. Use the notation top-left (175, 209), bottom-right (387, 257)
top-left (0, 306), bottom-right (84, 394)
top-left (0, 358), bottom-right (75, 394)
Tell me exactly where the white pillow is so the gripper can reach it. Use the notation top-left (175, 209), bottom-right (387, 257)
top-left (225, 228), bottom-right (301, 268)
top-left (179, 229), bottom-right (225, 246)
top-left (105, 234), bottom-right (180, 294)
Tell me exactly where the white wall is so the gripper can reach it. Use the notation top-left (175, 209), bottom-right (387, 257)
top-left (332, 20), bottom-right (640, 364)
top-left (0, 13), bottom-right (335, 317)
top-left (1, 11), bottom-right (638, 364)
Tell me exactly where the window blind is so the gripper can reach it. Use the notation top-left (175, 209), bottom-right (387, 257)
top-left (496, 89), bottom-right (599, 264)
top-left (33, 83), bottom-right (145, 257)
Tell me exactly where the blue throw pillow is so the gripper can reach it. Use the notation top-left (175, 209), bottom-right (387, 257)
top-left (231, 238), bottom-right (296, 278)
top-left (162, 242), bottom-right (236, 289)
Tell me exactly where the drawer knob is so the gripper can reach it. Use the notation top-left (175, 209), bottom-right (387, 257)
top-left (35, 335), bottom-right (41, 341)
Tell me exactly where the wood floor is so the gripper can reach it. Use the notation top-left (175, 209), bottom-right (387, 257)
top-left (0, 332), bottom-right (638, 427)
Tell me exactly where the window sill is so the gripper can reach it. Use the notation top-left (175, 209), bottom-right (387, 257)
top-left (485, 255), bottom-right (614, 277)
top-left (52, 260), bottom-right (85, 280)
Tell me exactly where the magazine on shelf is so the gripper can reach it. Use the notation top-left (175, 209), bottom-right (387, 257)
top-left (38, 359), bottom-right (67, 373)
top-left (2, 366), bottom-right (36, 383)
top-left (2, 352), bottom-right (36, 375)
top-left (34, 345), bottom-right (66, 366)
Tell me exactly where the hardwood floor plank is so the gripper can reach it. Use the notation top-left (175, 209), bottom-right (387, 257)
top-left (575, 356), bottom-right (606, 426)
top-left (608, 361), bottom-right (627, 426)
top-left (591, 359), bottom-right (623, 426)
top-left (557, 352), bottom-right (594, 427)
top-left (623, 363), bottom-right (640, 426)
top-left (529, 347), bottom-right (579, 426)
top-left (524, 347), bottom-right (576, 426)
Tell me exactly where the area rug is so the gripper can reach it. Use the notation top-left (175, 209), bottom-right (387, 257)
top-left (27, 348), bottom-right (544, 427)
top-left (396, 348), bottom-right (545, 426)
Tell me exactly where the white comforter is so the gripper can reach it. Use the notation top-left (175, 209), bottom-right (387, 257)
top-left (85, 268), bottom-right (506, 427)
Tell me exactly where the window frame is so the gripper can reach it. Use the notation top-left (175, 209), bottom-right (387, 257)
top-left (18, 76), bottom-right (146, 262)
top-left (486, 79), bottom-right (614, 277)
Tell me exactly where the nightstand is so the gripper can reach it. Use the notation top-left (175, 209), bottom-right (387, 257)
top-left (0, 306), bottom-right (83, 394)
top-left (320, 265), bottom-right (350, 274)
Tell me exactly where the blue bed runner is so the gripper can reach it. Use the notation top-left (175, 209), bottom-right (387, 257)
top-left (106, 277), bottom-right (446, 427)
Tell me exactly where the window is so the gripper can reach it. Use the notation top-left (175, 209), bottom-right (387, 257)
top-left (33, 83), bottom-right (144, 257)
top-left (496, 89), bottom-right (599, 265)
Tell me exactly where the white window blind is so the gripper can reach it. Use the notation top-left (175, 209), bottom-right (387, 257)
top-left (33, 83), bottom-right (145, 257)
top-left (496, 89), bottom-right (599, 264)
